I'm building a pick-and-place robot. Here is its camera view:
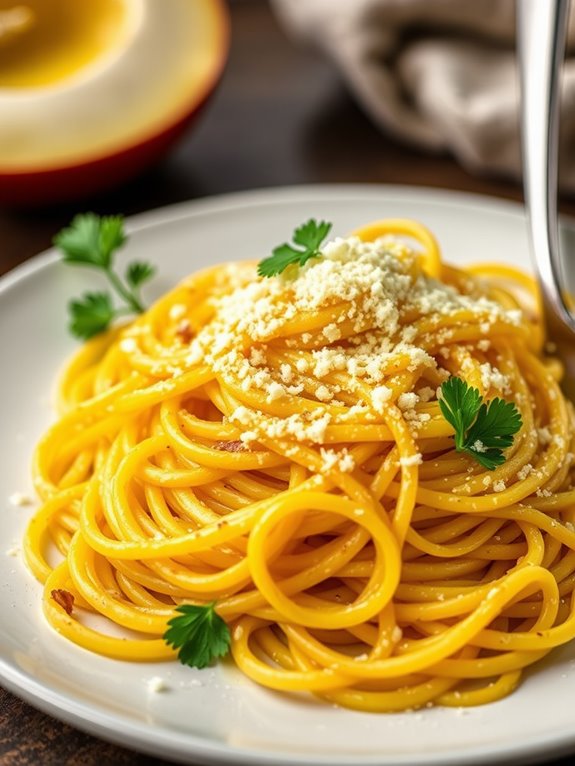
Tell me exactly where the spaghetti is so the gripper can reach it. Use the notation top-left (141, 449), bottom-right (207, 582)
top-left (24, 218), bottom-right (575, 711)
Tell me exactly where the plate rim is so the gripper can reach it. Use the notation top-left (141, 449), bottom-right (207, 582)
top-left (2, 183), bottom-right (574, 766)
top-left (0, 183), bottom-right (535, 293)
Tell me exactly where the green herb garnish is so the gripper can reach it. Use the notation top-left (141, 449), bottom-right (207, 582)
top-left (164, 603), bottom-right (231, 669)
top-left (257, 218), bottom-right (332, 277)
top-left (438, 377), bottom-right (522, 470)
top-left (54, 213), bottom-right (155, 339)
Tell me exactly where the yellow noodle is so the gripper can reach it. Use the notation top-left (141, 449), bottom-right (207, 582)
top-left (24, 217), bottom-right (575, 712)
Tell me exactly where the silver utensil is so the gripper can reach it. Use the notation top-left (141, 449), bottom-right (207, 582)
top-left (518, 0), bottom-right (575, 396)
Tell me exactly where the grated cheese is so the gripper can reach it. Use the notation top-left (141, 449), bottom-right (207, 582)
top-left (399, 453), bottom-right (423, 467)
top-left (479, 362), bottom-right (510, 394)
top-left (371, 385), bottom-right (392, 413)
top-left (295, 358), bottom-right (309, 374)
top-left (279, 363), bottom-right (293, 384)
top-left (416, 386), bottom-right (435, 403)
top-left (177, 233), bottom-right (523, 448)
top-left (517, 463), bottom-right (533, 481)
top-left (397, 393), bottom-right (419, 411)
top-left (537, 427), bottom-right (552, 445)
top-left (323, 323), bottom-right (341, 342)
top-left (319, 448), bottom-right (355, 473)
top-left (266, 381), bottom-right (285, 403)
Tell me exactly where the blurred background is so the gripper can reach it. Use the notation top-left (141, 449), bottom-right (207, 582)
top-left (2, 0), bottom-right (575, 763)
top-left (4, 0), bottom-right (575, 275)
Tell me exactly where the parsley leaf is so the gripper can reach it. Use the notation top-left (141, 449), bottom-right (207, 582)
top-left (54, 213), bottom-right (155, 339)
top-left (438, 376), bottom-right (482, 451)
top-left (439, 377), bottom-right (522, 470)
top-left (126, 261), bottom-right (155, 289)
top-left (164, 603), bottom-right (231, 669)
top-left (68, 292), bottom-right (115, 340)
top-left (258, 219), bottom-right (332, 277)
top-left (98, 215), bottom-right (127, 266)
top-left (55, 213), bottom-right (125, 269)
top-left (465, 398), bottom-right (523, 470)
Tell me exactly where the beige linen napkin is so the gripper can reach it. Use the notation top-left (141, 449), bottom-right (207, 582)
top-left (272, 0), bottom-right (575, 189)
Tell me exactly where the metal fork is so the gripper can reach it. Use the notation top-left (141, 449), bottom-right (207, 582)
top-left (518, 0), bottom-right (575, 398)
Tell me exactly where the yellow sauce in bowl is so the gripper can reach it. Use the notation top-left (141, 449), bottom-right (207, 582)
top-left (0, 0), bottom-right (133, 87)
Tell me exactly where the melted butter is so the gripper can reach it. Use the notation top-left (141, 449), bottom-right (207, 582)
top-left (0, 0), bottom-right (131, 87)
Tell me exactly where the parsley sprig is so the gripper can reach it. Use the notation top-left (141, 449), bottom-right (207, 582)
top-left (439, 377), bottom-right (522, 470)
top-left (164, 603), bottom-right (231, 669)
top-left (55, 213), bottom-right (155, 339)
top-left (258, 218), bottom-right (332, 277)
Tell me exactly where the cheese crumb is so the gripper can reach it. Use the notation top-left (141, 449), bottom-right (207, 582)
top-left (147, 677), bottom-right (168, 693)
top-left (517, 463), bottom-right (533, 481)
top-left (305, 413), bottom-right (331, 442)
top-left (480, 362), bottom-right (510, 394)
top-left (266, 382), bottom-right (285, 403)
top-left (279, 364), bottom-right (293, 384)
top-left (295, 358), bottom-right (309, 374)
top-left (8, 492), bottom-right (32, 507)
top-left (537, 427), bottom-right (552, 445)
top-left (323, 323), bottom-right (341, 342)
top-left (371, 385), bottom-right (392, 413)
top-left (416, 386), bottom-right (435, 403)
top-left (315, 384), bottom-right (333, 402)
top-left (493, 480), bottom-right (506, 492)
top-left (338, 451), bottom-right (356, 473)
top-left (239, 430), bottom-right (258, 445)
top-left (319, 448), bottom-right (355, 473)
top-left (249, 347), bottom-right (266, 366)
top-left (399, 453), bottom-right (422, 467)
top-left (119, 337), bottom-right (137, 353)
top-left (397, 392), bottom-right (419, 411)
top-left (169, 303), bottom-right (187, 320)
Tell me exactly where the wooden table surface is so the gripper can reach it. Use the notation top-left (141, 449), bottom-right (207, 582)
top-left (2, 1), bottom-right (575, 764)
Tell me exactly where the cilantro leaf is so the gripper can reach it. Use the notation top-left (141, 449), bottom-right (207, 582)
top-left (54, 213), bottom-right (156, 339)
top-left (68, 292), bottom-right (115, 339)
top-left (126, 261), bottom-right (155, 289)
top-left (439, 377), bottom-right (522, 470)
top-left (164, 603), bottom-right (231, 669)
top-left (258, 218), bottom-right (332, 277)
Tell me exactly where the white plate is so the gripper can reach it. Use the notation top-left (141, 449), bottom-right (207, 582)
top-left (2, 185), bottom-right (575, 766)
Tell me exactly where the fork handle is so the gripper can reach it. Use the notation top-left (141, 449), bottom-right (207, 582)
top-left (518, 0), bottom-right (572, 332)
